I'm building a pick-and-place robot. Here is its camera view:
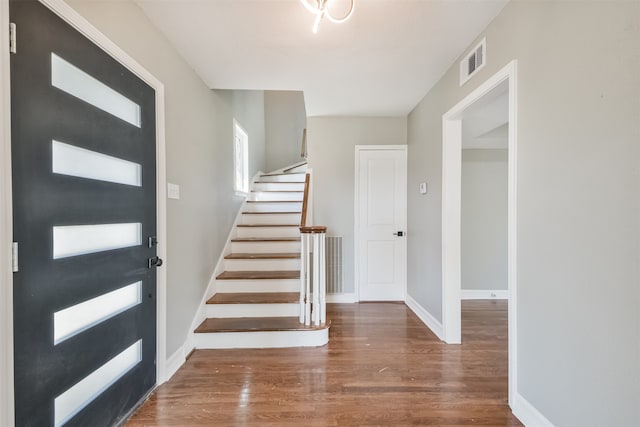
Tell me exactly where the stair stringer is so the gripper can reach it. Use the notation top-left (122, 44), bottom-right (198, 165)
top-left (182, 170), bottom-right (264, 360)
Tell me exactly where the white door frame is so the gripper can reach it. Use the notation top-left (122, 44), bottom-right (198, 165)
top-left (0, 0), bottom-right (14, 423)
top-left (0, 1), bottom-right (169, 424)
top-left (354, 145), bottom-right (408, 302)
top-left (441, 60), bottom-right (518, 406)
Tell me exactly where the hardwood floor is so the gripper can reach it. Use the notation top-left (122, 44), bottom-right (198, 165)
top-left (127, 301), bottom-right (521, 426)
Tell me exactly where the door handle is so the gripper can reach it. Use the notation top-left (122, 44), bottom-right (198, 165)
top-left (148, 256), bottom-right (163, 269)
top-left (393, 231), bottom-right (404, 237)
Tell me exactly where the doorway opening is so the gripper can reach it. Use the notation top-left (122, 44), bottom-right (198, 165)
top-left (441, 61), bottom-right (517, 406)
top-left (460, 81), bottom-right (509, 408)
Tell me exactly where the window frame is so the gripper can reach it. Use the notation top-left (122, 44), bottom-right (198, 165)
top-left (233, 120), bottom-right (249, 195)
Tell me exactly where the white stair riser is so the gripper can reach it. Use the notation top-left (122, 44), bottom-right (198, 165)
top-left (237, 227), bottom-right (299, 238)
top-left (231, 241), bottom-right (300, 253)
top-left (195, 328), bottom-right (329, 349)
top-left (259, 173), bottom-right (306, 183)
top-left (205, 303), bottom-right (299, 318)
top-left (216, 279), bottom-right (300, 293)
top-left (252, 182), bottom-right (304, 192)
top-left (249, 192), bottom-right (303, 202)
top-left (224, 258), bottom-right (300, 271)
top-left (240, 213), bottom-right (301, 225)
top-left (244, 202), bottom-right (302, 212)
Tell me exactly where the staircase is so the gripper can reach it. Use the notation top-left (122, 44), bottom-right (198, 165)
top-left (194, 163), bottom-right (330, 349)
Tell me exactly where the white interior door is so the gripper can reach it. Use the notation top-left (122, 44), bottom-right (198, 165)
top-left (356, 146), bottom-right (407, 301)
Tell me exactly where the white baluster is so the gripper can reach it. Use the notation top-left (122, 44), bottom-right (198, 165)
top-left (319, 232), bottom-right (326, 325)
top-left (299, 230), bottom-right (306, 324)
top-left (304, 233), bottom-right (311, 326)
top-left (312, 234), bottom-right (320, 326)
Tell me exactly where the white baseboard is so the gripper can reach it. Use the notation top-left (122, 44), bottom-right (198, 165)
top-left (164, 346), bottom-right (186, 382)
top-left (405, 295), bottom-right (444, 340)
top-left (512, 392), bottom-right (555, 427)
top-left (461, 289), bottom-right (509, 300)
top-left (183, 333), bottom-right (196, 360)
top-left (163, 333), bottom-right (197, 383)
top-left (327, 293), bottom-right (357, 303)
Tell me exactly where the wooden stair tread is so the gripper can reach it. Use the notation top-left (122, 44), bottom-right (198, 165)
top-left (260, 172), bottom-right (305, 177)
top-left (195, 317), bottom-right (328, 333)
top-left (231, 237), bottom-right (300, 242)
top-left (207, 292), bottom-right (299, 304)
top-left (225, 253), bottom-right (300, 259)
top-left (253, 181), bottom-right (305, 185)
top-left (283, 162), bottom-right (307, 172)
top-left (237, 224), bottom-right (299, 227)
top-left (242, 211), bottom-right (301, 215)
top-left (251, 190), bottom-right (303, 193)
top-left (216, 270), bottom-right (300, 280)
top-left (246, 200), bottom-right (301, 203)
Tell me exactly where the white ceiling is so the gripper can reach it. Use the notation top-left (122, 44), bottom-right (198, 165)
top-left (135, 0), bottom-right (509, 117)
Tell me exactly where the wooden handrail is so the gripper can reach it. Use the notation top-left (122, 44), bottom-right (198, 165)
top-left (300, 173), bottom-right (310, 227)
top-left (300, 226), bottom-right (326, 234)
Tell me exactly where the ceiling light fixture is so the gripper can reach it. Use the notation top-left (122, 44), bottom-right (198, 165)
top-left (299, 0), bottom-right (355, 34)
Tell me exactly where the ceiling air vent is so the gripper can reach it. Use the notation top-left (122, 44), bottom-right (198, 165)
top-left (460, 37), bottom-right (486, 86)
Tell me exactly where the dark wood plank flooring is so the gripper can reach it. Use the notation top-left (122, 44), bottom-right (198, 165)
top-left (127, 301), bottom-right (521, 426)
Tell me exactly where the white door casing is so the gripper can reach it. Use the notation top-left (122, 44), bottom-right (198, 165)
top-left (441, 60), bottom-right (518, 407)
top-left (355, 145), bottom-right (407, 301)
top-left (1, 1), bottom-right (169, 425)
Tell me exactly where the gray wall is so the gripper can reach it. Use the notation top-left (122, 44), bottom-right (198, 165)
top-left (461, 149), bottom-right (507, 291)
top-left (67, 0), bottom-right (267, 356)
top-left (407, 1), bottom-right (640, 425)
top-left (307, 117), bottom-right (407, 294)
top-left (264, 91), bottom-right (306, 171)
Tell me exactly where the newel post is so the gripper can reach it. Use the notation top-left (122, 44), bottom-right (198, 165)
top-left (299, 226), bottom-right (327, 326)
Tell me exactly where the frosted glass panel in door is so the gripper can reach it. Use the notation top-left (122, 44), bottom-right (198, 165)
top-left (52, 141), bottom-right (142, 186)
top-left (53, 282), bottom-right (142, 344)
top-left (54, 340), bottom-right (142, 427)
top-left (53, 223), bottom-right (142, 259)
top-left (51, 53), bottom-right (141, 127)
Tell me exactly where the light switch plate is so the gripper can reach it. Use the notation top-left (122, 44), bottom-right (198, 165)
top-left (419, 182), bottom-right (427, 194)
top-left (167, 183), bottom-right (180, 200)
